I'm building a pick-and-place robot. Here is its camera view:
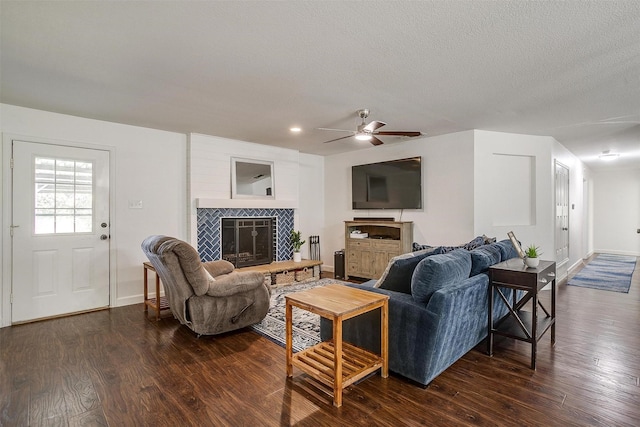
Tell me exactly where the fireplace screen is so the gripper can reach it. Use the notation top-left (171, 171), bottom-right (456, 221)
top-left (221, 218), bottom-right (274, 268)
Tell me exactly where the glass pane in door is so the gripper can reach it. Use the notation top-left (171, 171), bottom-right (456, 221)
top-left (34, 157), bottom-right (94, 234)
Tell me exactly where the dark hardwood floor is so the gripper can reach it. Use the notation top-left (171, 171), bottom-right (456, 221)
top-left (1, 255), bottom-right (639, 426)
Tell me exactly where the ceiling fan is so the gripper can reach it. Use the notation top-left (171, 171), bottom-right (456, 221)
top-left (318, 109), bottom-right (422, 146)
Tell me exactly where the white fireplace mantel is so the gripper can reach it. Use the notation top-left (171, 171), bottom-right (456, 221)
top-left (196, 198), bottom-right (298, 209)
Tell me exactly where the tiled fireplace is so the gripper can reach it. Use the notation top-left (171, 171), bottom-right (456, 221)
top-left (197, 208), bottom-right (294, 263)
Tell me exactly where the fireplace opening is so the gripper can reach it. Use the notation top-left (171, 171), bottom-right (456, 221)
top-left (221, 218), bottom-right (274, 268)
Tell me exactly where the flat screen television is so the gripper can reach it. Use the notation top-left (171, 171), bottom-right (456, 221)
top-left (352, 157), bottom-right (422, 209)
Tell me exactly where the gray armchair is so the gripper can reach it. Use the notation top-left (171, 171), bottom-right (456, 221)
top-left (141, 235), bottom-right (270, 336)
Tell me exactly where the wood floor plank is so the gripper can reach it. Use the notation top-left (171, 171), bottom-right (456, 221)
top-left (0, 386), bottom-right (30, 427)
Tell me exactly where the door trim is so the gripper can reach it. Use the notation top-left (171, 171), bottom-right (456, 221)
top-left (554, 160), bottom-right (570, 270)
top-left (1, 133), bottom-right (117, 327)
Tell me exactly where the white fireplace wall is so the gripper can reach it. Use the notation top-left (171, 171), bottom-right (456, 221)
top-left (188, 133), bottom-right (324, 259)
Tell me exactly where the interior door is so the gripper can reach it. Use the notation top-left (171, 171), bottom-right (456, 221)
top-left (555, 162), bottom-right (569, 265)
top-left (11, 141), bottom-right (110, 323)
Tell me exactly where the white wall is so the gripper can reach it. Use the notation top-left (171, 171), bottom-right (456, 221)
top-left (188, 133), bottom-right (324, 255)
top-left (474, 131), bottom-right (591, 279)
top-left (474, 131), bottom-right (555, 264)
top-left (189, 134), bottom-right (299, 203)
top-left (593, 168), bottom-right (640, 256)
top-left (0, 104), bottom-right (187, 326)
top-left (323, 131), bottom-right (476, 270)
top-left (298, 153), bottom-right (325, 257)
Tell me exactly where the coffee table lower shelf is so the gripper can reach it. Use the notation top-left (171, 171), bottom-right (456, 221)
top-left (292, 340), bottom-right (384, 390)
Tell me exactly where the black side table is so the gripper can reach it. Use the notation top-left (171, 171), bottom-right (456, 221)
top-left (488, 258), bottom-right (556, 369)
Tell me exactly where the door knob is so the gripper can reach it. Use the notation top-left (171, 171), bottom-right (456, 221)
top-left (100, 234), bottom-right (109, 240)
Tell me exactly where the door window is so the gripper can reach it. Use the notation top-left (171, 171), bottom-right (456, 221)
top-left (34, 157), bottom-right (93, 234)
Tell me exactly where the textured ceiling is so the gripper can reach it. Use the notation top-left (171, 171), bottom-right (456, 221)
top-left (1, 1), bottom-right (639, 171)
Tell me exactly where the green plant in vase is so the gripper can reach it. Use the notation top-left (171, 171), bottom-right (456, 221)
top-left (290, 230), bottom-right (305, 262)
top-left (524, 244), bottom-right (541, 268)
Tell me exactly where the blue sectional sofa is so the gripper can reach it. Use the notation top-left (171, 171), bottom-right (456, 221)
top-left (320, 239), bottom-right (521, 387)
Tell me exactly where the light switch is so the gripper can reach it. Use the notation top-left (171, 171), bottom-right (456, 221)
top-left (128, 199), bottom-right (143, 209)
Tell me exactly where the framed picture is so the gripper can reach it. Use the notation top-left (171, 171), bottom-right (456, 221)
top-left (508, 231), bottom-right (526, 259)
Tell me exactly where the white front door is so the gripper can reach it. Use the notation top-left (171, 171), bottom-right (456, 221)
top-left (11, 141), bottom-right (110, 323)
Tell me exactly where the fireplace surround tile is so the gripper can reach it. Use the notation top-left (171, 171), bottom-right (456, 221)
top-left (197, 208), bottom-right (294, 262)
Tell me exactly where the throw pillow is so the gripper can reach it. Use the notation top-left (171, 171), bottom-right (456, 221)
top-left (439, 235), bottom-right (487, 254)
top-left (411, 249), bottom-right (472, 305)
top-left (492, 239), bottom-right (520, 261)
top-left (461, 235), bottom-right (487, 250)
top-left (483, 235), bottom-right (497, 244)
top-left (469, 245), bottom-right (502, 276)
top-left (374, 247), bottom-right (442, 294)
top-left (412, 242), bottom-right (432, 252)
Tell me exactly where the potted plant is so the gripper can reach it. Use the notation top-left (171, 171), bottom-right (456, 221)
top-left (524, 244), bottom-right (541, 268)
top-left (290, 230), bottom-right (305, 262)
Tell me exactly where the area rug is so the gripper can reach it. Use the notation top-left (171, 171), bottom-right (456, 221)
top-left (251, 278), bottom-right (350, 352)
top-left (567, 253), bottom-right (637, 293)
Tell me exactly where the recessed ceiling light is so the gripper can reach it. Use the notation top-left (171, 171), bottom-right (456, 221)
top-left (598, 150), bottom-right (620, 161)
top-left (289, 127), bottom-right (301, 133)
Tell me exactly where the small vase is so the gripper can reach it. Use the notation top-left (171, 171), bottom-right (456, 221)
top-left (293, 252), bottom-right (302, 262)
top-left (524, 257), bottom-right (539, 268)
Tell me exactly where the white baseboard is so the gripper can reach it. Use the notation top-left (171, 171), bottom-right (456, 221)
top-left (568, 258), bottom-right (586, 273)
top-left (116, 295), bottom-right (143, 307)
top-left (593, 249), bottom-right (640, 257)
top-left (116, 292), bottom-right (164, 307)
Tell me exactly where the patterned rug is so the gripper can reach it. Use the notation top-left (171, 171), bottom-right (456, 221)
top-left (567, 253), bottom-right (637, 293)
top-left (251, 278), bottom-right (350, 352)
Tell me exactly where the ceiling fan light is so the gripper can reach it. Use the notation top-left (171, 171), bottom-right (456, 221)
top-left (355, 133), bottom-right (372, 141)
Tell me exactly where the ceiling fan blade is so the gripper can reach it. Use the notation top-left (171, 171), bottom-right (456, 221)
top-left (317, 127), bottom-right (355, 133)
top-left (370, 136), bottom-right (384, 146)
top-left (322, 134), bottom-right (355, 144)
top-left (375, 131), bottom-right (423, 137)
top-left (363, 121), bottom-right (386, 132)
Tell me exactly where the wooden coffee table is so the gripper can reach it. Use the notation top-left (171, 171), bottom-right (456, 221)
top-left (285, 283), bottom-right (389, 407)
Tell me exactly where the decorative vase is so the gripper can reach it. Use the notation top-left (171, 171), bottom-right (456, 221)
top-left (524, 257), bottom-right (539, 268)
top-left (293, 252), bottom-right (302, 262)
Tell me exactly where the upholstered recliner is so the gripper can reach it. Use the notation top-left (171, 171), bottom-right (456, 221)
top-left (141, 235), bottom-right (270, 336)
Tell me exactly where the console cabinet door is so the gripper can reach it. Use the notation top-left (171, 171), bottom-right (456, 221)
top-left (372, 251), bottom-right (390, 278)
top-left (347, 245), bottom-right (373, 277)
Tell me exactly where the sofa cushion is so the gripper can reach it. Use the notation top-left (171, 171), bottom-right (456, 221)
top-left (374, 246), bottom-right (443, 294)
top-left (171, 240), bottom-right (213, 296)
top-left (492, 239), bottom-right (520, 261)
top-left (411, 249), bottom-right (472, 304)
top-left (469, 245), bottom-right (502, 276)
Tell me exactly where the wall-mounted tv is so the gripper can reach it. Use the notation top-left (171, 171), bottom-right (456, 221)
top-left (352, 157), bottom-right (422, 210)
